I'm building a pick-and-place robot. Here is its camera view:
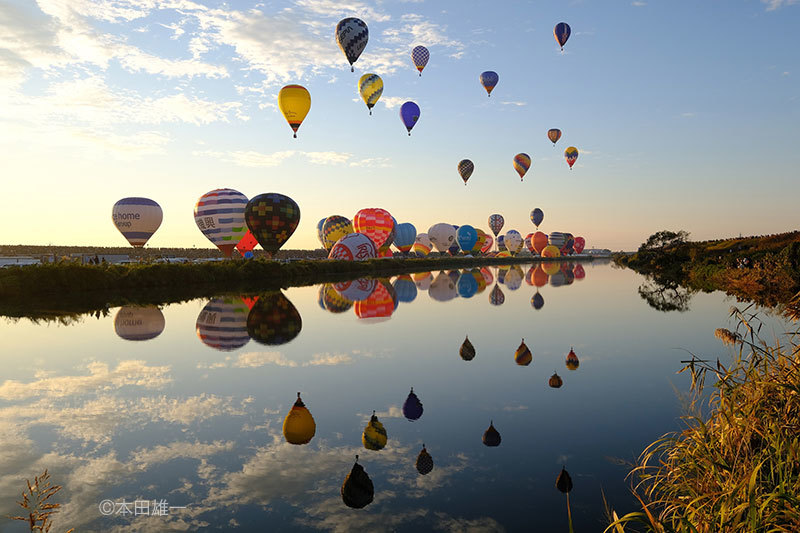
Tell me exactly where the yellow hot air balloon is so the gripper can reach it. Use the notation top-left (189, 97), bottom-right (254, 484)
top-left (282, 392), bottom-right (316, 445)
top-left (358, 73), bottom-right (383, 115)
top-left (278, 84), bottom-right (311, 138)
top-left (362, 411), bottom-right (388, 450)
top-left (541, 244), bottom-right (561, 258)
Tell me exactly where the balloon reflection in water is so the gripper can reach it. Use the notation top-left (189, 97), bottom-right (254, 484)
top-left (562, 264), bottom-right (575, 285)
top-left (457, 271), bottom-right (479, 298)
top-left (355, 280), bottom-right (396, 320)
top-left (573, 264), bottom-right (586, 280)
top-left (489, 284), bottom-right (505, 306)
top-left (504, 266), bottom-right (524, 291)
top-left (480, 267), bottom-right (494, 285)
top-left (282, 392), bottom-right (315, 445)
top-left (319, 284), bottom-right (353, 313)
top-left (566, 348), bottom-right (580, 370)
top-left (471, 268), bottom-right (487, 294)
top-left (334, 278), bottom-right (376, 302)
top-left (550, 269), bottom-right (567, 287)
top-left (196, 297), bottom-right (250, 351)
top-left (416, 445), bottom-right (434, 475)
top-left (362, 411), bottom-right (388, 450)
top-left (532, 265), bottom-right (549, 287)
top-left (246, 292), bottom-right (302, 345)
top-left (549, 373), bottom-right (563, 388)
top-left (114, 306), bottom-right (165, 341)
top-left (515, 338), bottom-right (533, 366)
top-left (402, 388), bottom-right (423, 421)
top-left (429, 272), bottom-right (457, 302)
top-left (413, 271), bottom-right (433, 291)
top-left (392, 275), bottom-right (417, 303)
top-left (483, 421), bottom-right (501, 447)
top-left (341, 456), bottom-right (374, 509)
top-left (542, 262), bottom-right (561, 276)
top-left (531, 291), bottom-right (545, 310)
top-left (460, 335), bottom-right (476, 361)
top-left (497, 266), bottom-right (508, 285)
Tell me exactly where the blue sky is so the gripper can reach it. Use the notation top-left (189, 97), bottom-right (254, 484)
top-left (1, 0), bottom-right (798, 251)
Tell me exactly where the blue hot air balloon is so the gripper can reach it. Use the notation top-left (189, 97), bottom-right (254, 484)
top-left (403, 388), bottom-right (424, 420)
top-left (456, 225), bottom-right (478, 252)
top-left (393, 223), bottom-right (417, 255)
top-left (531, 208), bottom-right (544, 228)
top-left (457, 271), bottom-right (479, 299)
top-left (554, 22), bottom-right (571, 50)
top-left (479, 71), bottom-right (499, 96)
top-left (392, 275), bottom-right (418, 303)
top-left (400, 101), bottom-right (421, 135)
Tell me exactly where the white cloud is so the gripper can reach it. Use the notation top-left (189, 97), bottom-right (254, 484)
top-left (233, 351), bottom-right (299, 368)
top-left (194, 149), bottom-right (358, 168)
top-left (381, 96), bottom-right (410, 109)
top-left (499, 101), bottom-right (526, 107)
top-left (762, 0), bottom-right (799, 10)
top-left (631, 1), bottom-right (647, 6)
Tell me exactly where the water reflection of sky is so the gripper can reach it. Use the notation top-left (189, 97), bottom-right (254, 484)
top-left (0, 262), bottom-right (790, 532)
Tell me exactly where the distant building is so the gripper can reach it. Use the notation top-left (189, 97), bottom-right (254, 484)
top-left (0, 256), bottom-right (41, 267)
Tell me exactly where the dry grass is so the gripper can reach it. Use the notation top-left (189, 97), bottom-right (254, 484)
top-left (7, 470), bottom-right (73, 533)
top-left (606, 304), bottom-right (800, 532)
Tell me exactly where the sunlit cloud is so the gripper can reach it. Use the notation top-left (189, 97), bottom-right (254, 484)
top-left (762, 0), bottom-right (799, 10)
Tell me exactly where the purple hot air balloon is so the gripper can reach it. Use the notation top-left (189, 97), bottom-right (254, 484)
top-left (400, 101), bottom-right (421, 136)
top-left (402, 388), bottom-right (423, 421)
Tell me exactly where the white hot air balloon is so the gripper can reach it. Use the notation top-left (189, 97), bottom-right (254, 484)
top-left (428, 223), bottom-right (457, 253)
top-left (114, 306), bottom-right (165, 341)
top-left (194, 188), bottom-right (249, 257)
top-left (112, 197), bottom-right (163, 247)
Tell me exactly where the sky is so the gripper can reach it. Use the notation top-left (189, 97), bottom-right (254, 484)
top-left (1, 0), bottom-right (798, 251)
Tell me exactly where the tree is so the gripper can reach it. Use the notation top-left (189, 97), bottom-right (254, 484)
top-left (638, 230), bottom-right (690, 252)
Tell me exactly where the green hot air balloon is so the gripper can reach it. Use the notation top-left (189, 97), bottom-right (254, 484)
top-left (244, 193), bottom-right (300, 257)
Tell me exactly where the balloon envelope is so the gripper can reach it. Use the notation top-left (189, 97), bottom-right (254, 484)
top-left (428, 223), bottom-right (457, 253)
top-left (413, 233), bottom-right (432, 256)
top-left (334, 278), bottom-right (376, 302)
top-left (457, 271), bottom-right (479, 298)
top-left (457, 159), bottom-right (474, 185)
top-left (429, 272), bottom-right (457, 302)
top-left (112, 197), bottom-right (162, 248)
top-left (513, 153), bottom-right (531, 181)
top-left (336, 17), bottom-right (368, 70)
top-left (329, 232), bottom-right (378, 261)
top-left (244, 193), bottom-right (300, 255)
top-left (531, 208), bottom-right (544, 228)
top-left (402, 388), bottom-right (424, 421)
top-left (504, 230), bottom-right (523, 254)
top-left (574, 236), bottom-right (586, 254)
top-left (456, 225), bottom-right (478, 252)
top-left (278, 84), bottom-right (310, 138)
top-left (480, 71), bottom-right (499, 96)
top-left (392, 275), bottom-right (417, 303)
top-left (393, 223), bottom-right (417, 253)
top-left (542, 245), bottom-right (561, 258)
top-left (565, 146), bottom-right (579, 168)
top-left (341, 460), bottom-right (374, 509)
top-left (247, 292), bottom-right (302, 345)
top-left (194, 188), bottom-right (248, 257)
top-left (554, 22), bottom-right (571, 49)
top-left (400, 101), bottom-right (421, 134)
top-left (322, 215), bottom-right (354, 252)
top-left (355, 280), bottom-right (396, 320)
top-left (114, 306), bottom-right (165, 341)
top-left (533, 232), bottom-right (549, 254)
top-left (488, 214), bottom-right (504, 237)
top-left (353, 208), bottom-right (394, 248)
top-left (358, 73), bottom-right (383, 113)
top-left (548, 128), bottom-right (562, 145)
top-left (196, 297), bottom-right (250, 351)
top-left (411, 45), bottom-right (429, 75)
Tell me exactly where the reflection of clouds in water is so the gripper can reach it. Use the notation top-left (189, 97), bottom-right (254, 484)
top-left (0, 360), bottom-right (171, 399)
top-left (197, 349), bottom-right (376, 370)
top-left (361, 405), bottom-right (404, 420)
top-left (502, 404), bottom-right (529, 412)
top-left (434, 512), bottom-right (506, 532)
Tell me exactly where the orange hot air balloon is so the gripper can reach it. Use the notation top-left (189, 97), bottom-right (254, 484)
top-left (515, 338), bottom-right (532, 366)
top-left (548, 128), bottom-right (562, 146)
top-left (566, 347), bottom-right (580, 370)
top-left (353, 208), bottom-right (394, 249)
top-left (549, 373), bottom-right (563, 388)
top-left (532, 265), bottom-right (549, 287)
top-left (533, 231), bottom-right (549, 254)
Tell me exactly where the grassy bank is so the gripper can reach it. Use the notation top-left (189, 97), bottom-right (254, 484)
top-left (0, 255), bottom-right (583, 319)
top-left (614, 231), bottom-right (800, 306)
top-left (606, 305), bottom-right (800, 532)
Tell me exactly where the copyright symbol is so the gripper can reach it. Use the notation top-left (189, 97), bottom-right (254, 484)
top-left (99, 499), bottom-right (115, 515)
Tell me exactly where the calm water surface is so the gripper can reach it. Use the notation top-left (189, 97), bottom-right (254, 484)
top-left (0, 261), bottom-right (788, 532)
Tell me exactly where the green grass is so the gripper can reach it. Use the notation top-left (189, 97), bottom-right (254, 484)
top-left (605, 305), bottom-right (800, 532)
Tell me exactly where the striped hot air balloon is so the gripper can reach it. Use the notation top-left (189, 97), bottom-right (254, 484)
top-left (358, 73), bottom-right (383, 115)
top-left (564, 146), bottom-right (579, 169)
top-left (114, 306), bottom-right (165, 341)
top-left (513, 153), bottom-right (531, 181)
top-left (194, 188), bottom-right (248, 257)
top-left (353, 208), bottom-right (394, 248)
top-left (336, 17), bottom-right (368, 72)
top-left (196, 297), bottom-right (250, 352)
top-left (547, 128), bottom-right (562, 146)
top-left (112, 197), bottom-right (162, 248)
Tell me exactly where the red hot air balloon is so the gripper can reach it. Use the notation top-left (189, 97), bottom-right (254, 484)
top-left (353, 208), bottom-right (394, 249)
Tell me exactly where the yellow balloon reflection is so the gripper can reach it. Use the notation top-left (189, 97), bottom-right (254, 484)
top-left (282, 392), bottom-right (316, 445)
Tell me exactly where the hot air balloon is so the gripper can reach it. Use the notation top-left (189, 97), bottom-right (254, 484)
top-left (549, 373), bottom-right (563, 388)
top-left (278, 84), bottom-right (310, 138)
top-left (542, 245), bottom-right (561, 258)
top-left (532, 232), bottom-right (549, 255)
top-left (413, 271), bottom-right (433, 290)
top-left (456, 271), bottom-right (479, 298)
top-left (482, 421), bottom-right (501, 446)
top-left (283, 392), bottom-right (316, 445)
top-left (542, 261), bottom-right (561, 276)
top-left (573, 264), bottom-right (586, 280)
top-left (531, 208), bottom-right (544, 228)
top-left (411, 45), bottom-right (429, 76)
top-left (322, 215), bottom-right (354, 252)
top-left (428, 223), bottom-right (457, 253)
top-left (341, 456), bottom-right (374, 509)
top-left (489, 283), bottom-right (505, 305)
top-left (196, 297), bottom-right (250, 351)
top-left (246, 291), bottom-right (302, 345)
top-left (481, 234), bottom-right (494, 253)
top-left (362, 411), bottom-right (388, 451)
top-left (531, 291), bottom-right (545, 310)
top-left (336, 17), bottom-right (368, 72)
top-left (358, 73), bottom-right (383, 115)
top-left (334, 278), bottom-right (376, 302)
top-left (515, 338), bottom-right (532, 366)
top-left (513, 153), bottom-right (531, 181)
top-left (472, 229), bottom-right (487, 254)
top-left (566, 347), bottom-right (580, 370)
top-left (193, 189), bottom-right (248, 257)
top-left (392, 274), bottom-right (417, 303)
top-left (413, 233), bottom-right (432, 256)
top-left (114, 306), bottom-right (165, 341)
top-left (447, 239), bottom-right (460, 256)
top-left (416, 445), bottom-right (433, 475)
top-left (547, 128), bottom-right (562, 146)
top-left (573, 236), bottom-right (586, 254)
top-left (524, 233), bottom-right (535, 253)
top-left (457, 159), bottom-right (474, 185)
top-left (503, 230), bottom-right (523, 255)
top-left (236, 230), bottom-right (258, 257)
top-left (456, 225), bottom-right (478, 253)
top-left (244, 193), bottom-right (300, 257)
top-left (548, 232), bottom-right (567, 248)
top-left (402, 388), bottom-right (424, 421)
top-left (400, 101), bottom-right (420, 135)
top-left (320, 283), bottom-right (353, 313)
top-left (393, 223), bottom-right (417, 254)
top-left (479, 71), bottom-right (499, 96)
top-left (488, 214), bottom-right (504, 237)
top-left (554, 22), bottom-right (571, 51)
top-left (355, 280), bottom-right (395, 319)
top-left (460, 335), bottom-right (476, 361)
top-left (429, 271), bottom-right (457, 302)
top-left (112, 197), bottom-right (162, 248)
top-left (328, 233), bottom-right (377, 261)
top-left (564, 146), bottom-right (579, 169)
top-left (353, 208), bottom-right (394, 249)
top-left (504, 266), bottom-right (523, 290)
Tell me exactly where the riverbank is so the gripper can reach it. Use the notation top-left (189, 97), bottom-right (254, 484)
top-left (0, 255), bottom-right (588, 319)
top-left (614, 231), bottom-right (800, 306)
